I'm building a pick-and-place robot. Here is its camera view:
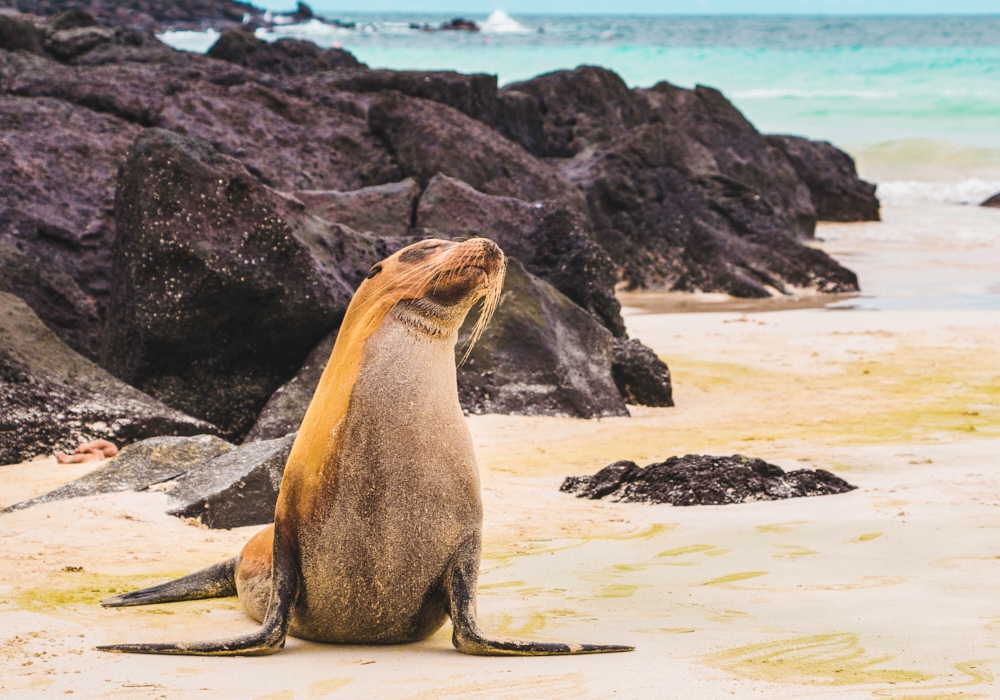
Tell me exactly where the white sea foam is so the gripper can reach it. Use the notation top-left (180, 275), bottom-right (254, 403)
top-left (254, 20), bottom-right (354, 47)
top-left (480, 10), bottom-right (532, 35)
top-left (733, 88), bottom-right (894, 100)
top-left (876, 179), bottom-right (1000, 206)
top-left (157, 28), bottom-right (219, 54)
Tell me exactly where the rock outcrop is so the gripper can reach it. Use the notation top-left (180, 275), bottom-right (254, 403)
top-left (499, 66), bottom-right (648, 158)
top-left (561, 454), bottom-right (855, 505)
top-left (2, 434), bottom-right (232, 510)
top-left (0, 293), bottom-right (217, 465)
top-left (610, 338), bottom-right (673, 408)
top-left (245, 330), bottom-right (335, 442)
top-left (416, 174), bottom-right (624, 336)
top-left (293, 178), bottom-right (419, 238)
top-left (207, 29), bottom-right (364, 76)
top-left (102, 129), bottom-right (398, 440)
top-left (367, 91), bottom-right (586, 211)
top-left (560, 105), bottom-right (856, 296)
top-left (982, 192), bottom-right (1000, 208)
top-left (766, 135), bottom-right (880, 222)
top-left (165, 433), bottom-right (294, 528)
top-left (457, 260), bottom-right (628, 419)
top-left (4, 431), bottom-right (296, 529)
top-left (0, 13), bottom-right (44, 54)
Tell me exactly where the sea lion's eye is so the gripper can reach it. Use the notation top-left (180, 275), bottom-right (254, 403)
top-left (367, 265), bottom-right (382, 279)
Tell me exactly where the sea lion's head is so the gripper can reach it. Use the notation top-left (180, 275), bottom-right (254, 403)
top-left (351, 237), bottom-right (506, 356)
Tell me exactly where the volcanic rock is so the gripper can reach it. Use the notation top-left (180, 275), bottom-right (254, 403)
top-left (102, 129), bottom-right (398, 439)
top-left (766, 135), bottom-right (880, 222)
top-left (457, 259), bottom-right (628, 419)
top-left (2, 434), bottom-right (232, 511)
top-left (245, 330), bottom-right (335, 441)
top-left (5, 0), bottom-right (264, 33)
top-left (610, 337), bottom-right (673, 407)
top-left (367, 91), bottom-right (586, 211)
top-left (982, 192), bottom-right (1000, 208)
top-left (0, 13), bottom-right (43, 54)
top-left (416, 174), bottom-right (624, 335)
top-left (165, 433), bottom-right (295, 528)
top-left (308, 69), bottom-right (498, 124)
top-left (207, 29), bottom-right (364, 76)
top-left (47, 8), bottom-right (99, 31)
top-left (561, 454), bottom-right (855, 505)
top-left (43, 25), bottom-right (117, 62)
top-left (560, 96), bottom-right (856, 296)
top-left (440, 18), bottom-right (478, 32)
top-left (0, 293), bottom-right (217, 466)
top-left (292, 178), bottom-right (419, 237)
top-left (499, 66), bottom-right (649, 158)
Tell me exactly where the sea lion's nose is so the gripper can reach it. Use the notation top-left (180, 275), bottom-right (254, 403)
top-left (476, 238), bottom-right (504, 264)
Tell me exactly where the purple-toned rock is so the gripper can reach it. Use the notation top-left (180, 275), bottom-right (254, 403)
top-left (560, 82), bottom-right (855, 297)
top-left (206, 29), bottom-right (365, 76)
top-left (611, 338), bottom-right (673, 408)
top-left (0, 292), bottom-right (217, 466)
top-left (0, 13), bottom-right (44, 54)
top-left (766, 135), bottom-right (880, 222)
top-left (367, 91), bottom-right (587, 212)
top-left (981, 192), bottom-right (1000, 208)
top-left (292, 178), bottom-right (419, 237)
top-left (101, 129), bottom-right (397, 440)
top-left (416, 173), bottom-right (624, 336)
top-left (499, 66), bottom-right (649, 158)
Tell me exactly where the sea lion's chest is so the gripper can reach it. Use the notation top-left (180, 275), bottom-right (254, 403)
top-left (294, 316), bottom-right (481, 634)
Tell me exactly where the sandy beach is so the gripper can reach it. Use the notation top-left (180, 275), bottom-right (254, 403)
top-left (2, 201), bottom-right (998, 698)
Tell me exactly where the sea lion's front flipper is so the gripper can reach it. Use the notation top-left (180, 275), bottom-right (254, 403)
top-left (97, 527), bottom-right (299, 656)
top-left (446, 535), bottom-right (634, 656)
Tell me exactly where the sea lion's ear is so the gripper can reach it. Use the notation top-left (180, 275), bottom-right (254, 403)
top-left (366, 264), bottom-right (382, 279)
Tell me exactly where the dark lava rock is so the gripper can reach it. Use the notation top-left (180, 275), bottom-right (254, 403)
top-left (0, 237), bottom-right (102, 358)
top-left (245, 329), bottom-right (336, 442)
top-left (292, 178), bottom-right (419, 237)
top-left (0, 293), bottom-right (218, 466)
top-left (5, 0), bottom-right (264, 33)
top-left (367, 91), bottom-right (586, 212)
top-left (560, 88), bottom-right (856, 296)
top-left (982, 192), bottom-right (1000, 208)
top-left (416, 173), bottom-right (624, 336)
top-left (499, 66), bottom-right (649, 158)
top-left (310, 69), bottom-right (498, 124)
top-left (206, 29), bottom-right (364, 76)
top-left (43, 25), bottom-right (117, 62)
top-left (165, 432), bottom-right (295, 528)
top-left (0, 13), bottom-right (43, 54)
top-left (2, 434), bottom-right (232, 511)
top-left (102, 129), bottom-right (397, 440)
top-left (457, 259), bottom-right (627, 419)
top-left (561, 454), bottom-right (855, 505)
top-left (611, 337), bottom-right (673, 407)
top-left (440, 18), bottom-right (478, 32)
top-left (766, 135), bottom-right (880, 222)
top-left (48, 9), bottom-right (99, 31)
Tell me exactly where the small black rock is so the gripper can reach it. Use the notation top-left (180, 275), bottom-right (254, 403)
top-left (561, 454), bottom-right (855, 505)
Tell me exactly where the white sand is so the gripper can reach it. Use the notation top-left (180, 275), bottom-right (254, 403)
top-left (2, 203), bottom-right (999, 699)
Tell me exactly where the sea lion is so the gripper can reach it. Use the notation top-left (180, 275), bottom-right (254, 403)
top-left (97, 237), bottom-right (632, 657)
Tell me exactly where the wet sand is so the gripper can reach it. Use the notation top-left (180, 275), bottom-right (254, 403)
top-left (1, 203), bottom-right (999, 699)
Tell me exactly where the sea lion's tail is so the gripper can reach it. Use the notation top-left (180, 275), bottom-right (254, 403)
top-left (101, 557), bottom-right (238, 608)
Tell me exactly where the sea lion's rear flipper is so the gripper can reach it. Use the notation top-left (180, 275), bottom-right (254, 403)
top-left (96, 529), bottom-right (299, 656)
top-left (101, 557), bottom-right (239, 608)
top-left (446, 535), bottom-right (634, 656)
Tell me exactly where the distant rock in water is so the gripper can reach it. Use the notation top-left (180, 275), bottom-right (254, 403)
top-left (766, 135), bottom-right (880, 222)
top-left (206, 29), bottom-right (365, 76)
top-left (0, 293), bottom-right (217, 466)
top-left (982, 192), bottom-right (1000, 208)
top-left (440, 18), bottom-right (479, 32)
top-left (561, 455), bottom-right (855, 505)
